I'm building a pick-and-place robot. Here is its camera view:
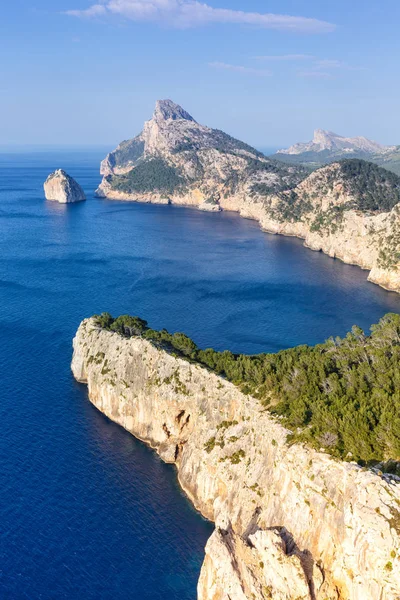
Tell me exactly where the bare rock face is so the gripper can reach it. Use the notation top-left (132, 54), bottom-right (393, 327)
top-left (44, 169), bottom-right (86, 203)
top-left (71, 319), bottom-right (400, 600)
top-left (96, 100), bottom-right (400, 294)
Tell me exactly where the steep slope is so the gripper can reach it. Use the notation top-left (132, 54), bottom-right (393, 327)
top-left (72, 317), bottom-right (400, 600)
top-left (97, 101), bottom-right (400, 293)
top-left (44, 169), bottom-right (86, 203)
top-left (239, 159), bottom-right (400, 291)
top-left (97, 99), bottom-right (306, 207)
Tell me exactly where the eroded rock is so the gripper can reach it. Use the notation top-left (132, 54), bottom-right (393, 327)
top-left (71, 319), bottom-right (400, 600)
top-left (44, 169), bottom-right (86, 203)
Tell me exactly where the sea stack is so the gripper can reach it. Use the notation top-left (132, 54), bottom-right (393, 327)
top-left (44, 169), bottom-right (86, 203)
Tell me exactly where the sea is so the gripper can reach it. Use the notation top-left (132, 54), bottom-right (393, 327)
top-left (0, 150), bottom-right (399, 599)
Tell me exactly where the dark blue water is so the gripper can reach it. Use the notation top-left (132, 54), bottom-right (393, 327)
top-left (0, 151), bottom-right (399, 600)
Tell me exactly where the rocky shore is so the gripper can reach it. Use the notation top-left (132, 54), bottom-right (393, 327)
top-left (96, 101), bottom-right (400, 294)
top-left (44, 169), bottom-right (86, 203)
top-left (72, 318), bottom-right (400, 600)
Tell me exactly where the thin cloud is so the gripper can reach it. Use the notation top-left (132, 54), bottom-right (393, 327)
top-left (65, 1), bottom-right (335, 33)
top-left (297, 70), bottom-right (333, 79)
top-left (254, 54), bottom-right (314, 61)
top-left (314, 59), bottom-right (367, 71)
top-left (315, 59), bottom-right (342, 68)
top-left (297, 59), bottom-right (367, 78)
top-left (209, 62), bottom-right (272, 77)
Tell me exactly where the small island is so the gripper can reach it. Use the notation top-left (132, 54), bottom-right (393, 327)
top-left (44, 169), bottom-right (86, 203)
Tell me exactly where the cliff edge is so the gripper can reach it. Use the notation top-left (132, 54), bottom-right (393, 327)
top-left (72, 318), bottom-right (400, 600)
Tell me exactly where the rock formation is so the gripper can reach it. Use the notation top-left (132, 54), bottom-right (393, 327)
top-left (44, 169), bottom-right (86, 203)
top-left (274, 131), bottom-right (400, 176)
top-left (277, 129), bottom-right (395, 156)
top-left (96, 100), bottom-right (400, 294)
top-left (72, 318), bottom-right (400, 600)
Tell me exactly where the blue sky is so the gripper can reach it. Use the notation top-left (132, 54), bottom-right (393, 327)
top-left (2, 1), bottom-right (400, 149)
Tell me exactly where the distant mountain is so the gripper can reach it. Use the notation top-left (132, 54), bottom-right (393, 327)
top-left (274, 129), bottom-right (400, 176)
top-left (97, 101), bottom-right (400, 293)
top-left (278, 129), bottom-right (393, 156)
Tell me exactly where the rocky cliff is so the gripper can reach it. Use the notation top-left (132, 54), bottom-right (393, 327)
top-left (72, 318), bottom-right (400, 600)
top-left (96, 100), bottom-right (400, 294)
top-left (44, 169), bottom-right (86, 203)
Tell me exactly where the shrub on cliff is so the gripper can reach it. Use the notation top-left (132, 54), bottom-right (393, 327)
top-left (93, 312), bottom-right (400, 465)
top-left (109, 158), bottom-right (187, 194)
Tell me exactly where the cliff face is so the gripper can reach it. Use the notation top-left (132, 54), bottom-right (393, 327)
top-left (220, 162), bottom-right (400, 292)
top-left (44, 169), bottom-right (86, 203)
top-left (72, 319), bottom-right (400, 600)
top-left (96, 101), bottom-right (400, 294)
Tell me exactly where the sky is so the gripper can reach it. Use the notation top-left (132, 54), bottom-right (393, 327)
top-left (1, 0), bottom-right (400, 149)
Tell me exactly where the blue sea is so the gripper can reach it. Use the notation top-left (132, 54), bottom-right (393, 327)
top-left (0, 150), bottom-right (399, 600)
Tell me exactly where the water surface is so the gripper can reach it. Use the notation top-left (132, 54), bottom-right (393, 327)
top-left (0, 151), bottom-right (399, 599)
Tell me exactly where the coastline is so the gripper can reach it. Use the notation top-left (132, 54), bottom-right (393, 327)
top-left (96, 186), bottom-right (400, 294)
top-left (72, 318), bottom-right (400, 600)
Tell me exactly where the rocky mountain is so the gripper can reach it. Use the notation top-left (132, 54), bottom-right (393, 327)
top-left (72, 317), bottom-right (400, 600)
top-left (44, 169), bottom-right (86, 203)
top-left (277, 129), bottom-right (394, 156)
top-left (274, 130), bottom-right (400, 175)
top-left (97, 101), bottom-right (400, 293)
top-left (97, 99), bottom-right (306, 208)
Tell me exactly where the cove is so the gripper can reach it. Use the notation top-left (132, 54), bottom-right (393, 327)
top-left (0, 150), bottom-right (399, 599)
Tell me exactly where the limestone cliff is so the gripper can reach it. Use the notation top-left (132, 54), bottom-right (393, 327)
top-left (96, 101), bottom-right (400, 294)
top-left (44, 169), bottom-right (86, 203)
top-left (72, 318), bottom-right (400, 600)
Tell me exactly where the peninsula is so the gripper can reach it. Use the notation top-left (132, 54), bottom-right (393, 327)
top-left (97, 100), bottom-right (400, 293)
top-left (72, 314), bottom-right (400, 600)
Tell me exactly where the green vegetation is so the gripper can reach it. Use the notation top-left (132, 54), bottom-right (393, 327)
top-left (375, 148), bottom-right (400, 177)
top-left (247, 158), bottom-right (308, 195)
top-left (93, 312), bottom-right (400, 466)
top-left (204, 437), bottom-right (217, 453)
top-left (376, 210), bottom-right (400, 270)
top-left (264, 159), bottom-right (400, 229)
top-left (171, 139), bottom-right (197, 154)
top-left (273, 148), bottom-right (400, 178)
top-left (335, 160), bottom-right (400, 212)
top-left (110, 138), bottom-right (145, 168)
top-left (108, 158), bottom-right (187, 195)
top-left (170, 128), bottom-right (266, 159)
top-left (211, 129), bottom-right (266, 158)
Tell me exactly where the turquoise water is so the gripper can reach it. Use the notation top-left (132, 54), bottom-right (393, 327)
top-left (0, 151), bottom-right (399, 599)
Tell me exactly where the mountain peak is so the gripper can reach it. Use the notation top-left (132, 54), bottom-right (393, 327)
top-left (312, 129), bottom-right (342, 149)
top-left (278, 129), bottom-right (392, 156)
top-left (153, 99), bottom-right (196, 124)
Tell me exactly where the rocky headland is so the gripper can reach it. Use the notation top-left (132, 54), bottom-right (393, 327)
top-left (72, 317), bottom-right (400, 600)
top-left (96, 100), bottom-right (400, 294)
top-left (44, 169), bottom-right (86, 203)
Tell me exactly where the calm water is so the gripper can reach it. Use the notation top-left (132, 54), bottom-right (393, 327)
top-left (1, 151), bottom-right (399, 600)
